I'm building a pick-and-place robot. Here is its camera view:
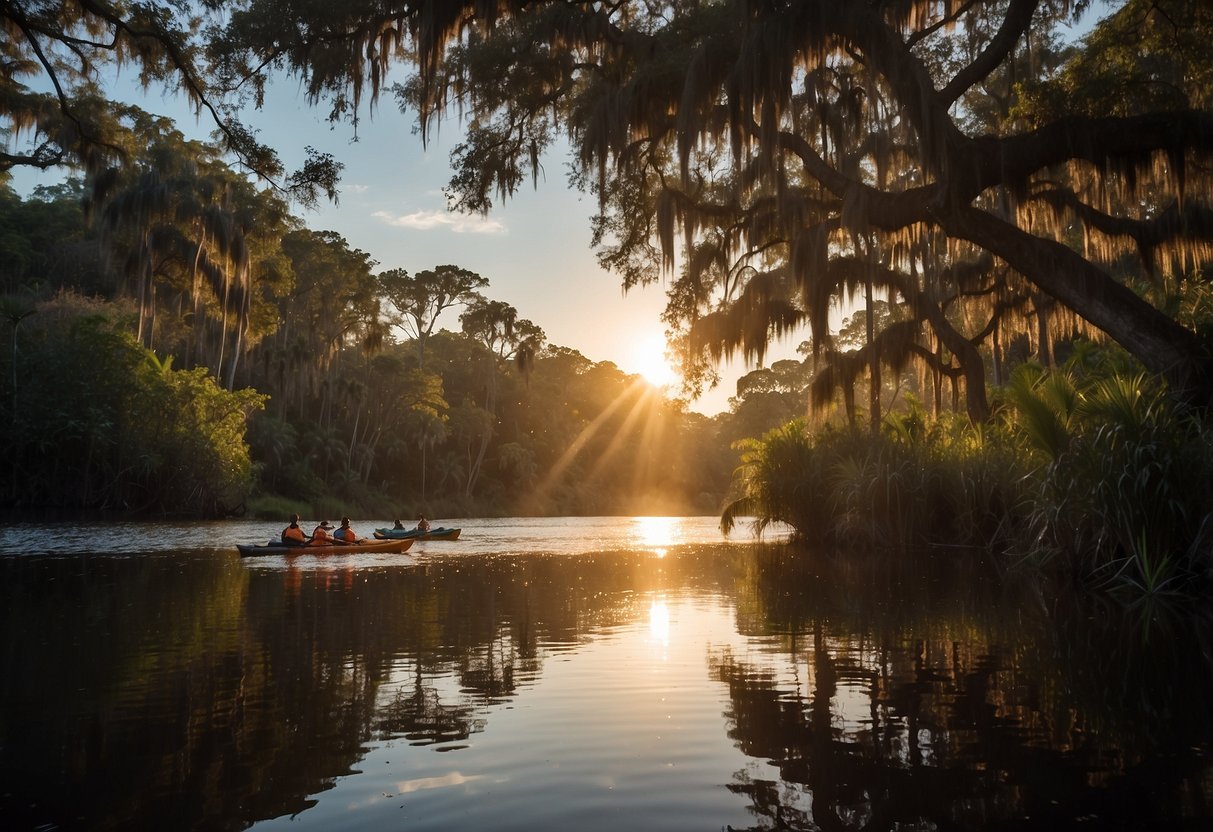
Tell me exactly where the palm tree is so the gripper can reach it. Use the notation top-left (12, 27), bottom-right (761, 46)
top-left (88, 129), bottom-right (258, 389)
top-left (720, 420), bottom-right (820, 537)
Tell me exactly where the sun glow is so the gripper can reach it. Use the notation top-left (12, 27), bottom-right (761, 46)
top-left (630, 332), bottom-right (677, 389)
top-left (635, 516), bottom-right (680, 549)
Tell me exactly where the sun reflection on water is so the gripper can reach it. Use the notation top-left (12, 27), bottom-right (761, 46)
top-left (634, 516), bottom-right (681, 549)
top-left (649, 597), bottom-right (670, 647)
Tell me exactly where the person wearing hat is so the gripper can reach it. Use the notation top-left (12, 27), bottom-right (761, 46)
top-left (310, 519), bottom-right (335, 545)
top-left (281, 513), bottom-right (307, 544)
top-left (334, 517), bottom-right (358, 543)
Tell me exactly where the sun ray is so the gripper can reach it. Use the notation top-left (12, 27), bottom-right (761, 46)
top-left (583, 383), bottom-right (662, 485)
top-left (526, 380), bottom-right (648, 508)
top-left (524, 378), bottom-right (673, 513)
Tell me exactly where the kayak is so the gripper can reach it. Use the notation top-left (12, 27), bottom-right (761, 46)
top-left (236, 538), bottom-right (414, 557)
top-left (373, 526), bottom-right (461, 541)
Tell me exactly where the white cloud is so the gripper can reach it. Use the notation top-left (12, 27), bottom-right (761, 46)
top-left (373, 209), bottom-right (506, 234)
top-left (395, 772), bottom-right (484, 793)
top-left (345, 772), bottom-right (485, 810)
top-left (345, 183), bottom-right (369, 194)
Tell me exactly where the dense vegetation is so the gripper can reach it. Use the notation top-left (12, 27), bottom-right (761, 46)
top-left (723, 349), bottom-right (1213, 593)
top-left (0, 177), bottom-right (737, 518)
top-left (3, 1), bottom-right (1213, 592)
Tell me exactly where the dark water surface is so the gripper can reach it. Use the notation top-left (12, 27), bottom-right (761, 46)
top-left (1, 518), bottom-right (1210, 831)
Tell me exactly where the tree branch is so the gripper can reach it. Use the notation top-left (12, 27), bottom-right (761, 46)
top-left (939, 0), bottom-right (1039, 106)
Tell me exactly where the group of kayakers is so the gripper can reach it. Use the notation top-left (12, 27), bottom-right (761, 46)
top-left (281, 514), bottom-right (359, 545)
top-left (281, 513), bottom-right (436, 545)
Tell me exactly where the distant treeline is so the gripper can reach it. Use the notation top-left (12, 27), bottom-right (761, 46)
top-left (0, 174), bottom-right (759, 518)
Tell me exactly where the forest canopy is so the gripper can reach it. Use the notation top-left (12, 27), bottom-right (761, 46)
top-left (197, 0), bottom-right (1213, 425)
top-left (6, 2), bottom-right (1212, 416)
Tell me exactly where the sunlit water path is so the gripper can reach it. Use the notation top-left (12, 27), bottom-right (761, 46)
top-left (0, 515), bottom-right (773, 558)
top-left (1, 517), bottom-right (1209, 830)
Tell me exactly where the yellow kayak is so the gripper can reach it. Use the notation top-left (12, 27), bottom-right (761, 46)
top-left (236, 538), bottom-right (414, 557)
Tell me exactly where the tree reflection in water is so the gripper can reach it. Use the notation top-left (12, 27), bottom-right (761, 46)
top-left (0, 545), bottom-right (1209, 830)
top-left (713, 547), bottom-right (1213, 831)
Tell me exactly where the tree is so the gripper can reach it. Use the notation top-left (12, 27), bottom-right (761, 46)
top-left (84, 110), bottom-right (297, 389)
top-left (1, 291), bottom-right (263, 513)
top-left (0, 0), bottom-right (339, 204)
top-left (404, 406), bottom-right (448, 501)
top-left (724, 358), bottom-right (812, 447)
top-left (459, 295), bottom-right (545, 364)
top-left (0, 294), bottom-right (36, 420)
top-left (266, 229), bottom-right (380, 420)
top-left (0, 179), bottom-right (106, 296)
top-left (378, 264), bottom-right (488, 368)
top-left (458, 294), bottom-right (546, 496)
top-left (211, 0), bottom-right (1213, 413)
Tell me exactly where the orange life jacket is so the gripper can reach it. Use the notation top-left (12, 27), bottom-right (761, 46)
top-left (282, 525), bottom-right (306, 544)
top-left (335, 527), bottom-right (357, 542)
top-left (310, 527), bottom-right (332, 544)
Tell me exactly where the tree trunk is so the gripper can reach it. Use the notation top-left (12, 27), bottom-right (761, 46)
top-left (466, 363), bottom-right (498, 497)
top-left (991, 321), bottom-right (1003, 386)
top-left (1034, 294), bottom-right (1054, 368)
top-left (865, 270), bottom-right (880, 436)
top-left (421, 443), bottom-right (428, 501)
top-left (903, 278), bottom-right (991, 422)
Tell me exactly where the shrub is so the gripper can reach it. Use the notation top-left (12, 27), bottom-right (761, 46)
top-left (720, 358), bottom-right (1213, 595)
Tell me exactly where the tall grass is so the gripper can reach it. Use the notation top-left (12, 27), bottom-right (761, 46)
top-left (721, 402), bottom-right (1031, 551)
top-left (1015, 368), bottom-right (1213, 592)
top-left (720, 420), bottom-right (832, 537)
top-left (722, 359), bottom-right (1213, 593)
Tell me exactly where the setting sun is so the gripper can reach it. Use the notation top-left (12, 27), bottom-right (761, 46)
top-left (630, 333), bottom-right (678, 389)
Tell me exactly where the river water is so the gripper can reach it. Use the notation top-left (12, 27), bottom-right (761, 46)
top-left (1, 517), bottom-right (1209, 830)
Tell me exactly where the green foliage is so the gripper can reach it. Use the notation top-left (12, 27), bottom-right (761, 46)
top-left (244, 492), bottom-right (305, 521)
top-left (232, 280), bottom-right (733, 519)
top-left (723, 401), bottom-right (1034, 551)
top-left (1004, 364), bottom-right (1079, 461)
top-left (0, 2), bottom-right (336, 201)
top-left (378, 265), bottom-right (489, 368)
top-left (1021, 367), bottom-right (1213, 591)
top-left (130, 364), bottom-right (265, 513)
top-left (0, 181), bottom-right (107, 297)
top-left (726, 348), bottom-right (1213, 594)
top-left (1, 292), bottom-right (263, 515)
top-left (721, 420), bottom-right (823, 537)
top-left (1016, 0), bottom-right (1213, 121)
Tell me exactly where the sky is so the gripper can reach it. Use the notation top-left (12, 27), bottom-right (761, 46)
top-left (11, 69), bottom-right (775, 416)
